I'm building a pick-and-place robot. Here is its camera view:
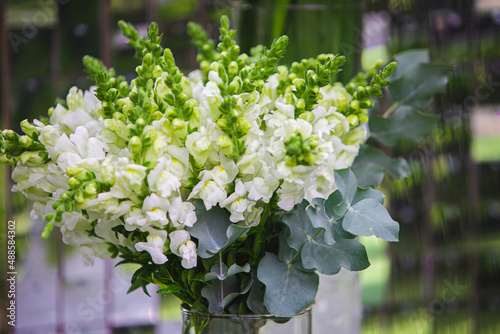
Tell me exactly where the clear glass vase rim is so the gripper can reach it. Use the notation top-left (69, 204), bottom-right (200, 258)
top-left (181, 307), bottom-right (312, 320)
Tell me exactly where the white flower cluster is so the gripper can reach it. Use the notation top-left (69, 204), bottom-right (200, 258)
top-left (12, 69), bottom-right (366, 269)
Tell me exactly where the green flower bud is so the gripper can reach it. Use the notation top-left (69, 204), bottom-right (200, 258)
top-left (113, 112), bottom-right (127, 123)
top-left (3, 130), bottom-right (18, 142)
top-left (20, 120), bottom-right (39, 138)
top-left (296, 98), bottom-right (306, 110)
top-left (358, 113), bottom-right (369, 123)
top-left (143, 53), bottom-right (154, 66)
top-left (298, 111), bottom-right (315, 123)
top-left (61, 193), bottom-right (69, 201)
top-left (19, 135), bottom-right (33, 148)
top-left (292, 78), bottom-right (306, 91)
top-left (228, 61), bottom-right (238, 76)
top-left (235, 118), bottom-right (251, 137)
top-left (74, 189), bottom-right (85, 204)
top-left (136, 118), bottom-right (146, 131)
top-left (350, 100), bottom-right (360, 110)
top-left (210, 62), bottom-right (219, 72)
top-left (84, 182), bottom-right (98, 197)
top-left (68, 177), bottom-right (81, 189)
top-left (66, 166), bottom-right (83, 177)
top-left (217, 115), bottom-right (231, 132)
top-left (129, 136), bottom-right (142, 153)
top-left (216, 135), bottom-right (234, 156)
top-left (347, 114), bottom-right (359, 127)
top-left (230, 108), bottom-right (241, 121)
top-left (360, 99), bottom-right (374, 109)
top-left (19, 151), bottom-right (44, 164)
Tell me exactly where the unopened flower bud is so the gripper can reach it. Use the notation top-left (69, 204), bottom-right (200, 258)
top-left (3, 130), bottom-right (18, 142)
top-left (216, 135), bottom-right (234, 156)
top-left (66, 166), bottom-right (83, 177)
top-left (228, 61), bottom-right (238, 76)
top-left (19, 151), bottom-right (44, 164)
top-left (74, 189), bottom-right (85, 204)
top-left (20, 120), bottom-right (39, 138)
top-left (68, 177), bottom-right (81, 189)
top-left (129, 136), bottom-right (142, 153)
top-left (217, 116), bottom-right (231, 131)
top-left (347, 114), bottom-right (359, 127)
top-left (84, 182), bottom-right (98, 197)
top-left (358, 113), bottom-right (369, 123)
top-left (296, 98), bottom-right (306, 110)
top-left (298, 111), bottom-right (314, 123)
top-left (172, 118), bottom-right (188, 139)
top-left (136, 118), bottom-right (146, 130)
top-left (19, 135), bottom-right (33, 148)
top-left (235, 118), bottom-right (251, 137)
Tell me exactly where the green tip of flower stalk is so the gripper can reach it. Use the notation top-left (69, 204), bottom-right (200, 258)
top-left (220, 15), bottom-right (230, 30)
top-left (41, 218), bottom-right (55, 239)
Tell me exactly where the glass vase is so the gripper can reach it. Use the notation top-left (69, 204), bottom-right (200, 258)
top-left (181, 308), bottom-right (312, 334)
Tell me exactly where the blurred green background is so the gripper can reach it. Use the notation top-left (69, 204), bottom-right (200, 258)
top-left (1, 0), bottom-right (500, 333)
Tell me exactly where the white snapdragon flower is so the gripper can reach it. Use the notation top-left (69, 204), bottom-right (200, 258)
top-left (147, 156), bottom-right (182, 198)
top-left (168, 197), bottom-right (197, 227)
top-left (221, 180), bottom-right (256, 223)
top-left (60, 220), bottom-right (111, 265)
top-left (11, 164), bottom-right (57, 194)
top-left (143, 193), bottom-right (170, 226)
top-left (37, 122), bottom-right (61, 147)
top-left (169, 230), bottom-right (197, 269)
top-left (185, 124), bottom-right (218, 166)
top-left (135, 228), bottom-right (169, 264)
top-left (188, 171), bottom-right (227, 210)
top-left (245, 171), bottom-right (280, 203)
top-left (50, 87), bottom-right (100, 135)
top-left (109, 157), bottom-right (148, 199)
top-left (124, 207), bottom-right (148, 230)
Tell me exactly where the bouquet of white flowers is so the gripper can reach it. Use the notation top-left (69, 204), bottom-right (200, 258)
top-left (1, 16), bottom-right (450, 323)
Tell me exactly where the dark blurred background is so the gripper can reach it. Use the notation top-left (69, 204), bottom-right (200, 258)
top-left (1, 0), bottom-right (500, 333)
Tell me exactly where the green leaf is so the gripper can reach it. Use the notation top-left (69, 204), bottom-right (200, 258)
top-left (187, 201), bottom-right (252, 258)
top-left (389, 49), bottom-right (429, 81)
top-left (343, 198), bottom-right (399, 242)
top-left (187, 201), bottom-right (232, 258)
top-left (282, 200), bottom-right (319, 252)
top-left (257, 252), bottom-right (318, 317)
top-left (389, 62), bottom-right (453, 110)
top-left (369, 105), bottom-right (439, 146)
top-left (353, 187), bottom-right (385, 205)
top-left (156, 285), bottom-right (183, 294)
top-left (351, 164), bottom-right (385, 188)
top-left (301, 233), bottom-right (370, 275)
top-left (332, 169), bottom-right (358, 215)
top-left (246, 273), bottom-right (269, 314)
top-left (352, 145), bottom-right (410, 187)
top-left (205, 263), bottom-right (251, 281)
top-left (306, 198), bottom-right (336, 245)
top-left (283, 199), bottom-right (367, 274)
top-left (201, 275), bottom-right (253, 314)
